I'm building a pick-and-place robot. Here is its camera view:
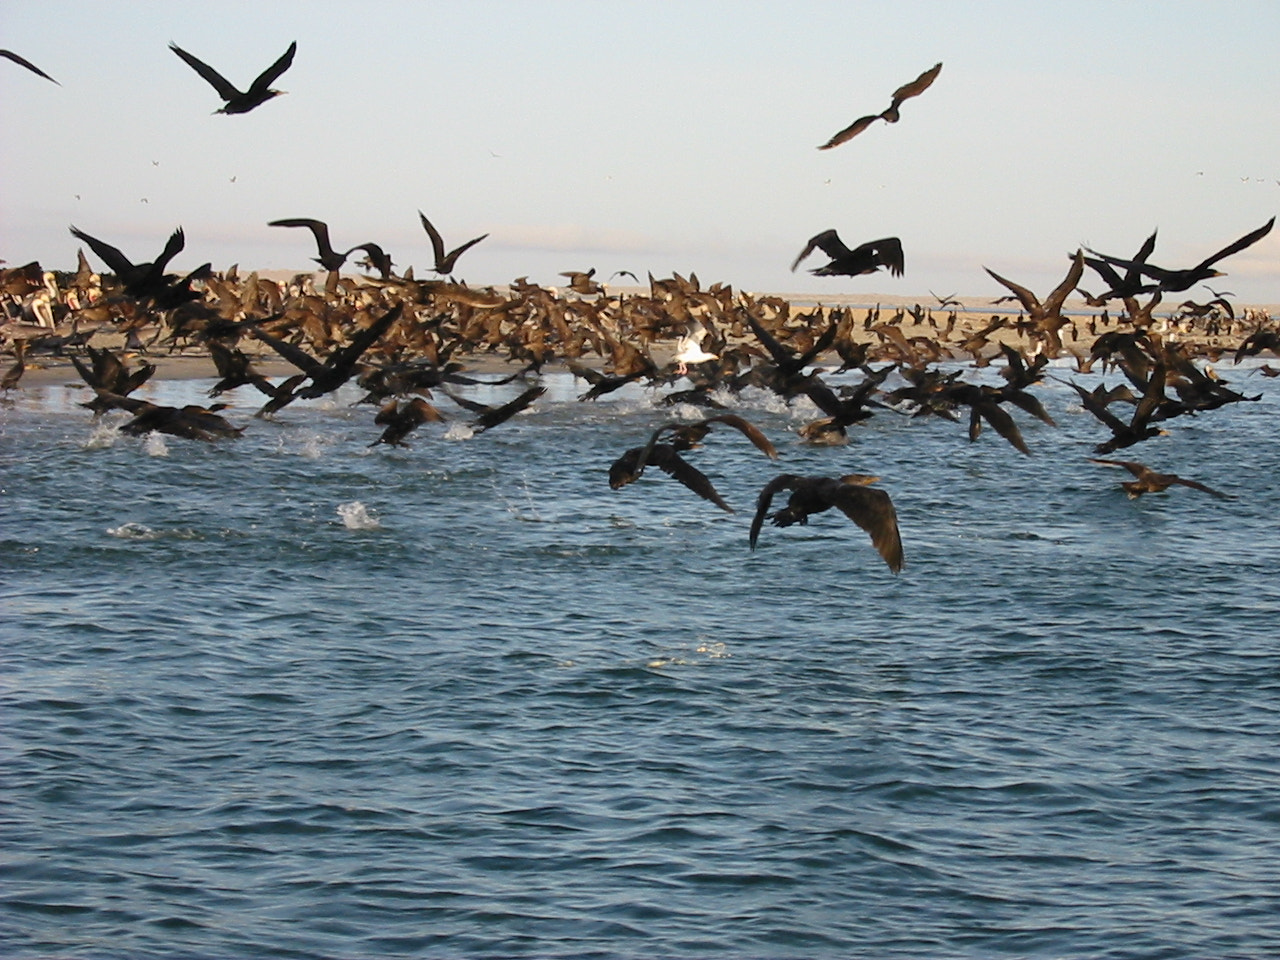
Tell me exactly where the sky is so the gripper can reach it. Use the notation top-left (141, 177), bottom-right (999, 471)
top-left (3, 1), bottom-right (1279, 304)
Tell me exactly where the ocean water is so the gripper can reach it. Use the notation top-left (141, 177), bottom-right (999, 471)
top-left (3, 360), bottom-right (1280, 959)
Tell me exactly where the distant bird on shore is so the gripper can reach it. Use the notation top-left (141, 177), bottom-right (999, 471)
top-left (792, 230), bottom-right (904, 278)
top-left (418, 211), bottom-right (487, 275)
top-left (818, 61), bottom-right (942, 149)
top-left (749, 474), bottom-right (903, 573)
top-left (1085, 217), bottom-right (1275, 293)
top-left (169, 40), bottom-right (296, 114)
top-left (1088, 458), bottom-right (1231, 500)
top-left (1, 49), bottom-right (58, 84)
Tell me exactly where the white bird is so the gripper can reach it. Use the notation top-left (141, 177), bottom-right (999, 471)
top-left (672, 329), bottom-right (718, 375)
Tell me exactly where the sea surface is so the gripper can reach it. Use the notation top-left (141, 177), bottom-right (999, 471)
top-left (3, 360), bottom-right (1280, 959)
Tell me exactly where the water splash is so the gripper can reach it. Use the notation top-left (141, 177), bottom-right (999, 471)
top-left (106, 521), bottom-right (157, 539)
top-left (445, 423), bottom-right (475, 441)
top-left (143, 431), bottom-right (169, 457)
top-left (83, 420), bottom-right (120, 449)
top-left (337, 501), bottom-right (382, 530)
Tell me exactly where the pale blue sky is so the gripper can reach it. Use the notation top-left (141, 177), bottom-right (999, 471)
top-left (3, 1), bottom-right (1278, 302)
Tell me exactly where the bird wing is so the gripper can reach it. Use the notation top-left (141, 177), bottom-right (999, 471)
top-left (889, 62), bottom-right (942, 107)
top-left (327, 304), bottom-right (404, 374)
top-left (973, 398), bottom-right (1030, 455)
top-left (472, 384), bottom-right (546, 432)
top-left (1172, 476), bottom-right (1232, 499)
top-left (700, 414), bottom-right (778, 458)
top-left (1195, 216), bottom-right (1275, 271)
top-left (269, 218), bottom-right (337, 261)
top-left (817, 113), bottom-right (882, 150)
top-left (646, 446), bottom-right (733, 512)
top-left (249, 41), bottom-right (297, 93)
top-left (1044, 250), bottom-right (1085, 315)
top-left (439, 234), bottom-right (488, 274)
top-left (749, 474), bottom-right (803, 548)
top-left (68, 226), bottom-right (135, 275)
top-left (831, 483), bottom-right (904, 573)
top-left (1069, 382), bottom-right (1129, 433)
top-left (983, 266), bottom-right (1040, 313)
top-left (249, 328), bottom-right (324, 377)
top-left (1, 49), bottom-right (58, 83)
top-left (791, 229), bottom-right (850, 271)
top-left (418, 211), bottom-right (447, 266)
top-left (1088, 458), bottom-right (1148, 479)
top-left (169, 43), bottom-right (241, 99)
top-left (852, 237), bottom-right (904, 277)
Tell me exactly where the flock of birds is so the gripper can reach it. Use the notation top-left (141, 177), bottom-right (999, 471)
top-left (3, 42), bottom-right (1277, 572)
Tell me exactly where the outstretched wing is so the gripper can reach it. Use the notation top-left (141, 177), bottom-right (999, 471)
top-left (1, 49), bottom-right (58, 83)
top-left (831, 483), bottom-right (904, 572)
top-left (888, 62), bottom-right (942, 108)
top-left (817, 113), bottom-right (881, 150)
top-left (983, 266), bottom-right (1040, 314)
top-left (791, 229), bottom-right (851, 271)
top-left (1196, 216), bottom-right (1275, 271)
top-left (700, 414), bottom-right (778, 459)
top-left (418, 211), bottom-right (447, 266)
top-left (851, 237), bottom-right (904, 277)
top-left (68, 226), bottom-right (134, 275)
top-left (249, 41), bottom-right (297, 94)
top-left (169, 43), bottom-right (241, 99)
top-left (646, 446), bottom-right (733, 512)
top-left (749, 474), bottom-right (803, 548)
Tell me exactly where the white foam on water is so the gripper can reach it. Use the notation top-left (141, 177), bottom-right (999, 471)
top-left (143, 431), bottom-right (169, 457)
top-left (444, 423), bottom-right (475, 441)
top-left (337, 501), bottom-right (382, 530)
top-left (106, 521), bottom-right (156, 540)
top-left (83, 420), bottom-right (120, 449)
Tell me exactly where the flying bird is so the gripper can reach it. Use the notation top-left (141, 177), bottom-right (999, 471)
top-left (1085, 217), bottom-right (1275, 293)
top-left (268, 218), bottom-right (354, 272)
top-left (749, 474), bottom-right (904, 573)
top-left (418, 211), bottom-right (487, 275)
top-left (169, 41), bottom-right (296, 114)
top-left (1088, 458), bottom-right (1231, 500)
top-left (792, 230), bottom-right (904, 278)
top-left (818, 61), bottom-right (942, 149)
top-left (1, 49), bottom-right (58, 84)
top-left (69, 225), bottom-right (192, 302)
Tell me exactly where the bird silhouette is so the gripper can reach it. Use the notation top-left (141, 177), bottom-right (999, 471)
top-left (268, 218), bottom-right (359, 272)
top-left (169, 41), bottom-right (296, 114)
top-left (1086, 217), bottom-right (1274, 293)
top-left (792, 230), bottom-right (904, 278)
top-left (818, 62), bottom-right (942, 149)
top-left (250, 303), bottom-right (403, 400)
top-left (749, 474), bottom-right (903, 572)
top-left (609, 414), bottom-right (778, 512)
top-left (443, 384), bottom-right (547, 433)
top-left (371, 397), bottom-right (446, 446)
top-left (69, 225), bottom-right (198, 303)
top-left (418, 211), bottom-right (487, 275)
top-left (1, 49), bottom-right (58, 84)
top-left (1088, 458), bottom-right (1231, 499)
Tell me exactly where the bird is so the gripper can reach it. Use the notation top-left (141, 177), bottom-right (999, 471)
top-left (442, 384), bottom-right (547, 433)
top-left (1088, 459), bottom-right (1232, 499)
top-left (1, 49), bottom-right (58, 83)
top-left (984, 250), bottom-right (1084, 356)
top-left (418, 211), bottom-right (487, 275)
top-left (1085, 217), bottom-right (1275, 293)
top-left (268, 218), bottom-right (357, 273)
top-left (609, 414), bottom-right (778, 513)
top-left (1, 341), bottom-right (27, 391)
top-left (169, 41), bottom-right (296, 114)
top-left (748, 474), bottom-right (903, 573)
top-left (671, 328), bottom-right (719, 375)
top-left (371, 397), bottom-right (446, 447)
top-left (69, 225), bottom-right (193, 302)
top-left (792, 230), bottom-right (904, 279)
top-left (250, 303), bottom-right (403, 401)
top-left (818, 61), bottom-right (942, 149)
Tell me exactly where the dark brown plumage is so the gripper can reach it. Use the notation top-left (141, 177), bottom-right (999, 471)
top-left (1088, 458), bottom-right (1231, 500)
top-left (1086, 217), bottom-right (1275, 293)
top-left (169, 41), bottom-right (296, 114)
top-left (749, 474), bottom-right (903, 573)
top-left (371, 397), bottom-right (446, 447)
top-left (1, 49), bottom-right (58, 84)
top-left (792, 230), bottom-right (904, 279)
top-left (818, 61), bottom-right (942, 149)
top-left (418, 211), bottom-right (487, 275)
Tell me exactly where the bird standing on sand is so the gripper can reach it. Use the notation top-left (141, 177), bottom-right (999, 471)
top-left (169, 41), bottom-right (296, 114)
top-left (749, 474), bottom-right (904, 573)
top-left (818, 62), bottom-right (942, 149)
top-left (792, 230), bottom-right (904, 279)
top-left (1088, 458), bottom-right (1231, 499)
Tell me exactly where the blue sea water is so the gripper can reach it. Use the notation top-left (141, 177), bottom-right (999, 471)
top-left (3, 361), bottom-right (1280, 959)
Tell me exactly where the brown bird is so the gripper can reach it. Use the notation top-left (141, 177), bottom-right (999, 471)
top-left (818, 62), bottom-right (942, 149)
top-left (169, 41), bottom-right (296, 114)
top-left (268, 218), bottom-right (362, 273)
top-left (1, 49), bottom-right (59, 84)
top-left (418, 211), bottom-right (487, 275)
top-left (749, 474), bottom-right (903, 573)
top-left (1088, 458), bottom-right (1231, 499)
top-left (1, 341), bottom-right (27, 391)
top-left (371, 397), bottom-right (446, 447)
top-left (792, 230), bottom-right (904, 278)
top-left (984, 250), bottom-right (1084, 356)
top-left (1086, 217), bottom-right (1275, 293)
top-left (443, 384), bottom-right (546, 433)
